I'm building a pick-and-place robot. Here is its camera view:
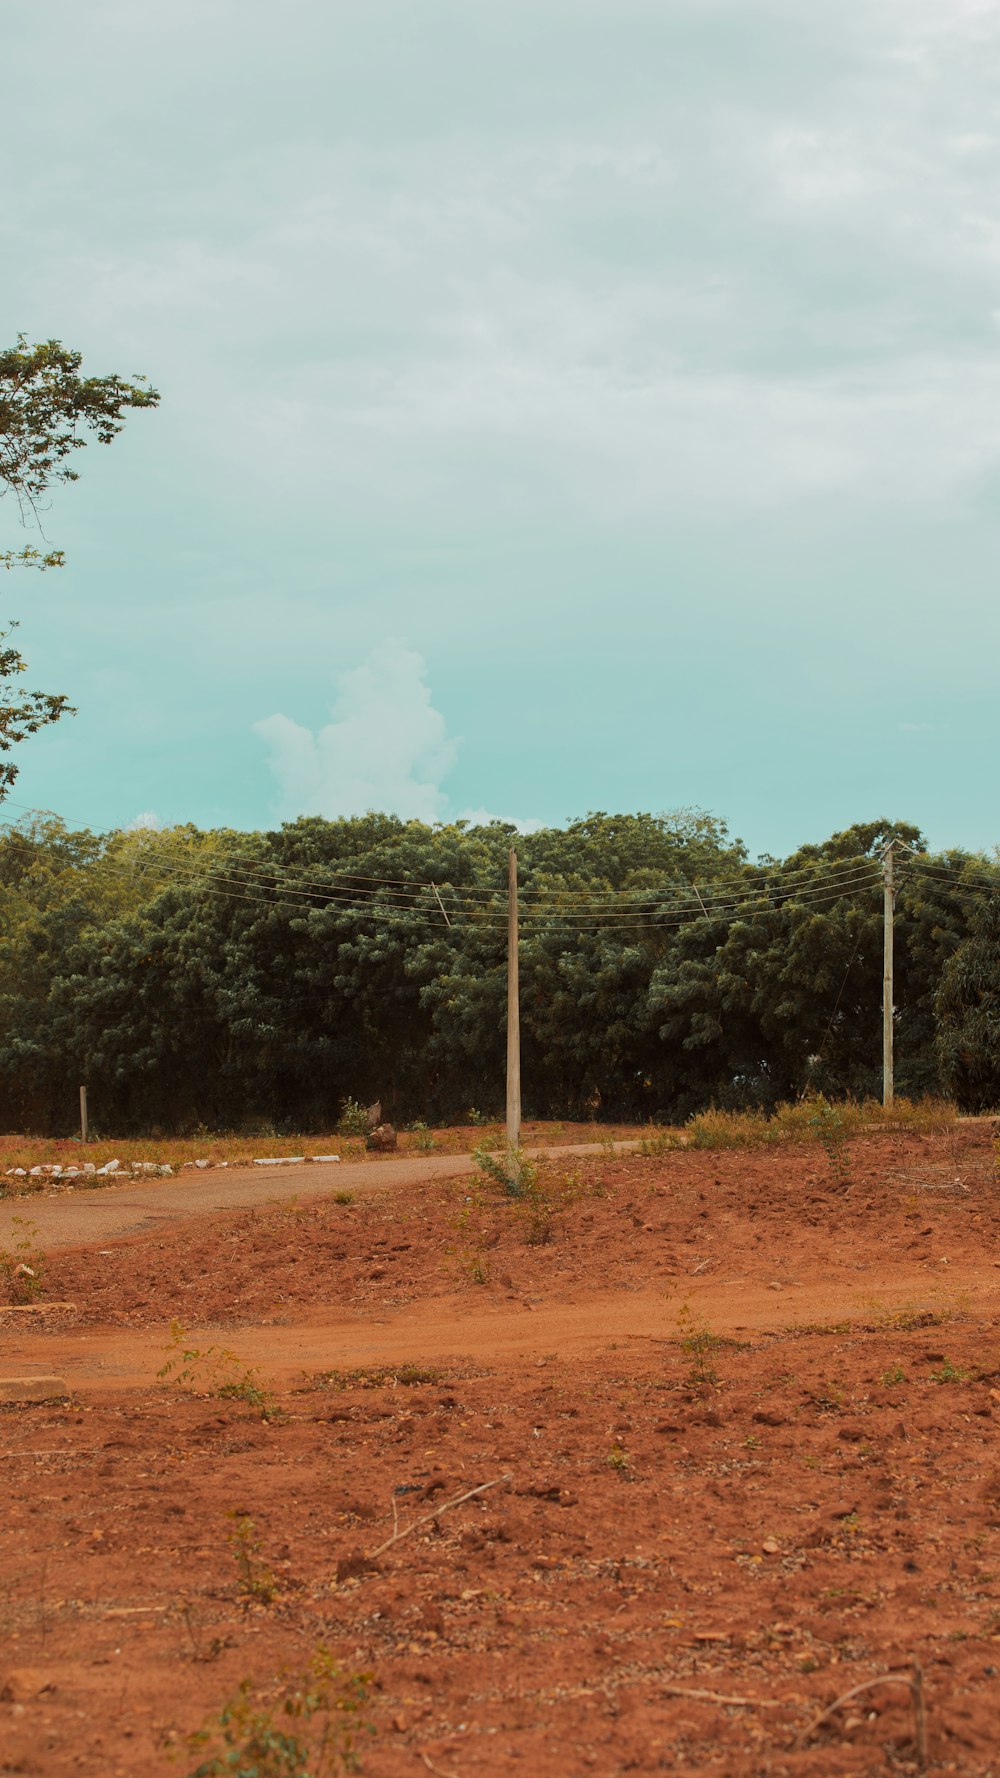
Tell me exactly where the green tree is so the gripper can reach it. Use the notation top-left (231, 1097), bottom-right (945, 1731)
top-left (935, 892), bottom-right (1000, 1110)
top-left (0, 810), bottom-right (988, 1136)
top-left (648, 822), bottom-right (923, 1114)
top-left (0, 335), bottom-right (159, 792)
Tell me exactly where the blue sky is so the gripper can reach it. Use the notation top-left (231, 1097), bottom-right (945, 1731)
top-left (3, 0), bottom-right (1000, 857)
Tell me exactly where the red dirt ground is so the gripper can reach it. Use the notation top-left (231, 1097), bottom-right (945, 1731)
top-left (3, 1126), bottom-right (1000, 1776)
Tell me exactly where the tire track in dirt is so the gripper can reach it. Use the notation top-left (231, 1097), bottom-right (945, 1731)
top-left (5, 1267), bottom-right (999, 1390)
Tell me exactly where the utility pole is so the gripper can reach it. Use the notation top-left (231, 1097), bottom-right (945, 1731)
top-left (506, 848), bottom-right (522, 1174)
top-left (79, 1085), bottom-right (89, 1144)
top-left (882, 842), bottom-right (895, 1108)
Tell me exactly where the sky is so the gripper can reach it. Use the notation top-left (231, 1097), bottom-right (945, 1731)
top-left (3, 0), bottom-right (1000, 859)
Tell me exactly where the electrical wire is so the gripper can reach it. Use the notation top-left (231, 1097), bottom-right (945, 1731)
top-left (0, 824), bottom-right (882, 935)
top-left (897, 855), bottom-right (1000, 897)
top-left (0, 793), bottom-right (888, 916)
top-left (0, 823), bottom-right (883, 938)
top-left (0, 821), bottom-right (878, 920)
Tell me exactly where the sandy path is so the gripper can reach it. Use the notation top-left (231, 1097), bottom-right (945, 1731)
top-left (6, 1264), bottom-right (998, 1391)
top-left (0, 1140), bottom-right (637, 1250)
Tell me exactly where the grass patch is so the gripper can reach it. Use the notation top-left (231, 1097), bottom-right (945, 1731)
top-left (684, 1095), bottom-right (956, 1151)
top-left (0, 1118), bottom-right (653, 1178)
top-left (311, 1363), bottom-right (446, 1391)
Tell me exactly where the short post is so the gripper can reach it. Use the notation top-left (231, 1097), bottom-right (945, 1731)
top-left (79, 1085), bottom-right (89, 1144)
top-left (506, 848), bottom-right (522, 1179)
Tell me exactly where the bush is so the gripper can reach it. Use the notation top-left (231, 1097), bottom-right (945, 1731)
top-left (337, 1099), bottom-right (370, 1139)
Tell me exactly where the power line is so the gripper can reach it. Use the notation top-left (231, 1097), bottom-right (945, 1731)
top-left (0, 816), bottom-right (879, 923)
top-left (0, 823), bottom-right (882, 938)
top-left (897, 855), bottom-right (1000, 897)
top-left (0, 801), bottom-right (884, 928)
top-left (0, 793), bottom-right (889, 916)
top-left (1, 821), bottom-right (876, 920)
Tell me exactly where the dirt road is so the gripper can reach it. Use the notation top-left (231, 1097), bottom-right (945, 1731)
top-left (0, 1139), bottom-right (637, 1250)
top-left (4, 1263), bottom-right (1000, 1393)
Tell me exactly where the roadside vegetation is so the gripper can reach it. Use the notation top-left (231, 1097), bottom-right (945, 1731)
top-left (0, 812), bottom-right (997, 1139)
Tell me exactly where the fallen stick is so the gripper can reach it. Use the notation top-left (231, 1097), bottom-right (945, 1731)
top-left (367, 1474), bottom-right (512, 1560)
top-left (662, 1684), bottom-right (781, 1708)
top-left (0, 1302), bottom-right (77, 1313)
top-left (797, 1663), bottom-right (927, 1768)
top-left (419, 1753), bottom-right (461, 1778)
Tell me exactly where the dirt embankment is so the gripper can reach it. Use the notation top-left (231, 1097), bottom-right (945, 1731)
top-left (2, 1126), bottom-right (1000, 1776)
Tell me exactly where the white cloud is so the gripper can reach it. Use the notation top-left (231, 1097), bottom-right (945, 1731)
top-left (255, 646), bottom-right (545, 830)
top-left (456, 806), bottom-right (545, 834)
top-left (254, 640), bottom-right (459, 823)
top-left (127, 810), bottom-right (161, 830)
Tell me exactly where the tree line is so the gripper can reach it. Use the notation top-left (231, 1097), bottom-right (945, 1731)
top-left (0, 809), bottom-right (997, 1135)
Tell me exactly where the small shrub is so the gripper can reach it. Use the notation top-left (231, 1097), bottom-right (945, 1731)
top-left (337, 1099), bottom-right (370, 1139)
top-left (676, 1300), bottom-right (722, 1390)
top-left (184, 1646), bottom-right (373, 1777)
top-left (474, 1145), bottom-right (536, 1198)
top-left (930, 1357), bottom-right (967, 1385)
top-left (227, 1512), bottom-right (279, 1607)
top-left (158, 1322), bottom-right (275, 1419)
top-left (410, 1121), bottom-right (435, 1154)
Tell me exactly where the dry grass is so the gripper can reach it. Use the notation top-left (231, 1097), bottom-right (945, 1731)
top-left (0, 1101), bottom-right (964, 1183)
top-left (684, 1095), bottom-right (957, 1150)
top-left (0, 1119), bottom-right (648, 1180)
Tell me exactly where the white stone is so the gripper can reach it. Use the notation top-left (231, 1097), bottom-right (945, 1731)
top-left (194, 1159), bottom-right (210, 1169)
top-left (308, 1155), bottom-right (341, 1164)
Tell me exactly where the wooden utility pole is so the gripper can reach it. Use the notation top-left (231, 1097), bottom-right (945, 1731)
top-left (506, 848), bottom-right (522, 1171)
top-left (79, 1085), bottom-right (89, 1144)
top-left (882, 843), bottom-right (895, 1108)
